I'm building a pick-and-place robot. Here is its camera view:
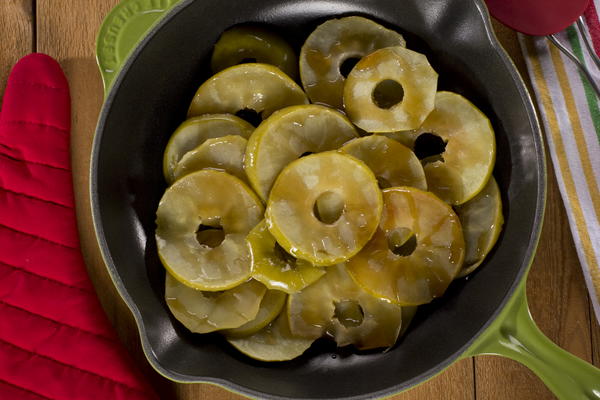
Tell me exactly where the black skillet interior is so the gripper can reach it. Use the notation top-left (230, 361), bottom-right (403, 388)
top-left (92, 0), bottom-right (544, 398)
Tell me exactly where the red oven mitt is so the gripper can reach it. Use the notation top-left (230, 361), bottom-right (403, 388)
top-left (0, 54), bottom-right (159, 400)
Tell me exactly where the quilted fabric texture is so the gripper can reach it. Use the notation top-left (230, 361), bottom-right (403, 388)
top-left (0, 54), bottom-right (158, 400)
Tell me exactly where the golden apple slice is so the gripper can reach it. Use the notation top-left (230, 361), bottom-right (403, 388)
top-left (455, 176), bottom-right (503, 277)
top-left (287, 264), bottom-right (405, 350)
top-left (165, 273), bottom-right (266, 333)
top-left (343, 46), bottom-right (438, 132)
top-left (211, 25), bottom-right (298, 79)
top-left (299, 16), bottom-right (405, 109)
top-left (340, 135), bottom-right (427, 190)
top-left (172, 135), bottom-right (247, 183)
top-left (248, 220), bottom-right (325, 293)
top-left (156, 170), bottom-right (264, 291)
top-left (163, 114), bottom-right (254, 184)
top-left (266, 152), bottom-right (382, 266)
top-left (222, 289), bottom-right (287, 338)
top-left (227, 309), bottom-right (314, 362)
top-left (377, 131), bottom-right (419, 149)
top-left (346, 187), bottom-right (465, 305)
top-left (245, 104), bottom-right (358, 200)
top-left (188, 63), bottom-right (308, 119)
top-left (413, 91), bottom-right (496, 205)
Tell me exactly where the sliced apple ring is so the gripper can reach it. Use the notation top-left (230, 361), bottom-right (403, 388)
top-left (299, 16), bottom-right (405, 109)
top-left (227, 309), bottom-right (314, 362)
top-left (248, 220), bottom-right (325, 294)
top-left (187, 63), bottom-right (308, 119)
top-left (377, 131), bottom-right (419, 149)
top-left (211, 25), bottom-right (298, 79)
top-left (343, 46), bottom-right (438, 132)
top-left (222, 289), bottom-right (287, 338)
top-left (266, 152), bottom-right (382, 266)
top-left (288, 264), bottom-right (404, 350)
top-left (172, 135), bottom-right (247, 183)
top-left (245, 104), bottom-right (358, 200)
top-left (165, 273), bottom-right (266, 334)
top-left (455, 176), bottom-right (503, 277)
top-left (163, 114), bottom-right (254, 184)
top-left (340, 135), bottom-right (427, 190)
top-left (156, 170), bottom-right (264, 291)
top-left (413, 91), bottom-right (496, 205)
top-left (346, 187), bottom-right (465, 305)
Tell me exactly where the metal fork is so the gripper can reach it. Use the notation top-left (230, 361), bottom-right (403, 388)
top-left (548, 16), bottom-right (600, 97)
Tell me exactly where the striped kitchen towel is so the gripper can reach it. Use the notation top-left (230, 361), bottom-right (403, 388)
top-left (519, 1), bottom-right (600, 323)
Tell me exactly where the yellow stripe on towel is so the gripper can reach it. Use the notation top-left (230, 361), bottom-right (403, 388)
top-left (524, 37), bottom-right (600, 305)
top-left (548, 42), bottom-right (600, 223)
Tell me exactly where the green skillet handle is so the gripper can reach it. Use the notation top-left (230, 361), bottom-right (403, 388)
top-left (464, 279), bottom-right (600, 399)
top-left (96, 0), bottom-right (183, 97)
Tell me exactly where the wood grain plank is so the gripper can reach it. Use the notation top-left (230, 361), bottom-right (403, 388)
top-left (0, 0), bottom-right (33, 104)
top-left (475, 21), bottom-right (595, 400)
top-left (593, 303), bottom-right (600, 367)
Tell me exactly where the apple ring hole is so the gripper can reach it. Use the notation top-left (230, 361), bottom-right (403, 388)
top-left (196, 224), bottom-right (225, 248)
top-left (273, 242), bottom-right (297, 268)
top-left (235, 108), bottom-right (263, 127)
top-left (376, 176), bottom-right (392, 189)
top-left (313, 191), bottom-right (345, 224)
top-left (387, 227), bottom-right (417, 256)
top-left (372, 79), bottom-right (404, 109)
top-left (339, 56), bottom-right (361, 78)
top-left (414, 132), bottom-right (447, 161)
top-left (334, 300), bottom-right (364, 328)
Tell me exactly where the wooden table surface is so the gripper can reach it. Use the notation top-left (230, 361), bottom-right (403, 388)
top-left (1, 1), bottom-right (599, 399)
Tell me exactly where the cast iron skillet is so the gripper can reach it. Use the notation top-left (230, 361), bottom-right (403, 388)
top-left (90, 0), bottom-right (599, 398)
